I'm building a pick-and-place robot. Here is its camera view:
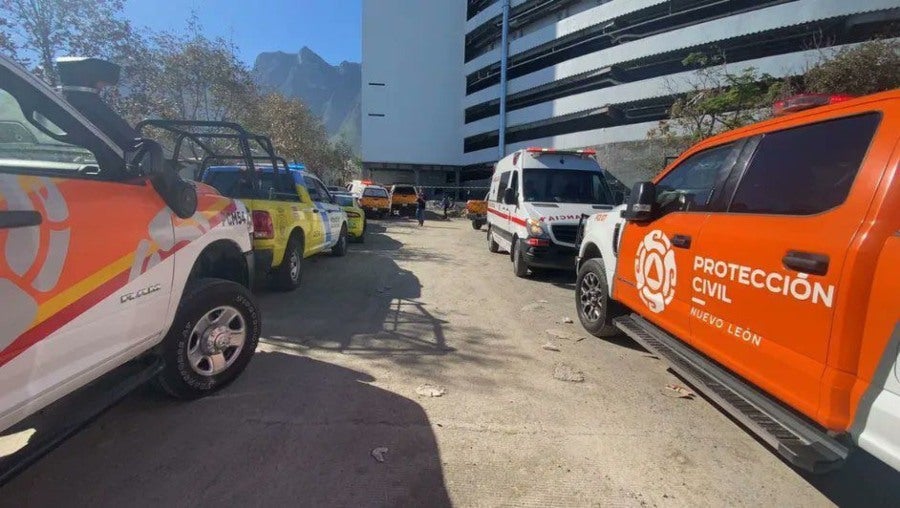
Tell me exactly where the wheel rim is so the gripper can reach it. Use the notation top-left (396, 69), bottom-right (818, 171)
top-left (186, 305), bottom-right (246, 377)
top-left (289, 249), bottom-right (300, 282)
top-left (579, 272), bottom-right (603, 322)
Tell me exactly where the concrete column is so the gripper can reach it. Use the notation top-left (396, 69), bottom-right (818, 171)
top-left (414, 168), bottom-right (421, 186)
top-left (455, 168), bottom-right (461, 200)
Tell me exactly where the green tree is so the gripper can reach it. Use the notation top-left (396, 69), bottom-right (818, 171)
top-left (801, 39), bottom-right (900, 96)
top-left (0, 0), bottom-right (133, 85)
top-left (648, 52), bottom-right (784, 152)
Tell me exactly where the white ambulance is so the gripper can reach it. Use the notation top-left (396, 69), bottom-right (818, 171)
top-left (485, 147), bottom-right (622, 277)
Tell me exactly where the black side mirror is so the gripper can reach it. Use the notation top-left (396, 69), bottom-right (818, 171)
top-left (503, 187), bottom-right (517, 205)
top-left (133, 140), bottom-right (197, 219)
top-left (621, 181), bottom-right (655, 222)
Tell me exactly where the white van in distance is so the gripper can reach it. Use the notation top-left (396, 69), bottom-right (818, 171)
top-left (485, 147), bottom-right (622, 277)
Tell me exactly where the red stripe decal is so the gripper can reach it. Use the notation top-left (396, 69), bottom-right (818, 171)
top-left (0, 269), bottom-right (131, 369)
top-left (487, 207), bottom-right (527, 226)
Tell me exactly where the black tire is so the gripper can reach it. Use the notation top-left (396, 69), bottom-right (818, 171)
top-left (471, 220), bottom-right (482, 230)
top-left (272, 233), bottom-right (303, 291)
top-left (575, 258), bottom-right (623, 338)
top-left (512, 240), bottom-right (529, 278)
top-left (157, 278), bottom-right (260, 400)
top-left (332, 224), bottom-right (348, 256)
top-left (487, 225), bottom-right (500, 253)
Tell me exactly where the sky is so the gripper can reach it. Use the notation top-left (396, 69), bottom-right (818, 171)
top-left (123, 0), bottom-right (362, 66)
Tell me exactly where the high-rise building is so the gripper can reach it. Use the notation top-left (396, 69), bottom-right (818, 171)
top-left (362, 0), bottom-right (899, 188)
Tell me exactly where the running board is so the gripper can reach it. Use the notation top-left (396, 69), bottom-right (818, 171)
top-left (614, 314), bottom-right (849, 473)
top-left (0, 357), bottom-right (163, 486)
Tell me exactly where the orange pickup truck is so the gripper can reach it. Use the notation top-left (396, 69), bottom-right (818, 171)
top-left (576, 91), bottom-right (900, 473)
top-left (466, 196), bottom-right (487, 230)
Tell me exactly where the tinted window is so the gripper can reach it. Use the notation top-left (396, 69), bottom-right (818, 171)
top-left (656, 143), bottom-right (735, 214)
top-left (496, 171), bottom-right (510, 200)
top-left (334, 195), bottom-right (355, 207)
top-left (522, 168), bottom-right (613, 204)
top-left (392, 186), bottom-right (416, 195)
top-left (304, 175), bottom-right (321, 200)
top-left (363, 187), bottom-right (388, 198)
top-left (730, 113), bottom-right (880, 215)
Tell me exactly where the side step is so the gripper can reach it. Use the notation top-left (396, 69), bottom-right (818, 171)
top-left (614, 314), bottom-right (849, 473)
top-left (0, 357), bottom-right (164, 486)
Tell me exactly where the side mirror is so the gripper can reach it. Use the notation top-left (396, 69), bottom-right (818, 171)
top-left (503, 187), bottom-right (517, 205)
top-left (133, 140), bottom-right (197, 219)
top-left (621, 181), bottom-right (655, 222)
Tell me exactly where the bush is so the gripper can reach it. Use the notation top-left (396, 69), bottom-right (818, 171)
top-left (802, 39), bottom-right (900, 96)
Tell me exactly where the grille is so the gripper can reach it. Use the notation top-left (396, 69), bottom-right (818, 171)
top-left (551, 224), bottom-right (578, 244)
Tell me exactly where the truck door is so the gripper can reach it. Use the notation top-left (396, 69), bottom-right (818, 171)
top-left (0, 74), bottom-right (174, 417)
top-left (311, 177), bottom-right (343, 246)
top-left (691, 113), bottom-right (883, 420)
top-left (489, 170), bottom-right (513, 249)
top-left (614, 141), bottom-right (741, 343)
top-left (302, 175), bottom-right (327, 252)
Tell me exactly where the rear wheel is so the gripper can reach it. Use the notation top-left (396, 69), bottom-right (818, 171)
top-left (512, 240), bottom-right (529, 278)
top-left (576, 258), bottom-right (622, 338)
top-left (272, 234), bottom-right (303, 291)
top-left (472, 220), bottom-right (483, 230)
top-left (487, 226), bottom-right (499, 253)
top-left (157, 279), bottom-right (260, 399)
top-left (332, 224), bottom-right (348, 256)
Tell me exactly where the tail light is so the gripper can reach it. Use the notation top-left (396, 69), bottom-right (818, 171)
top-left (773, 94), bottom-right (855, 116)
top-left (252, 210), bottom-right (274, 239)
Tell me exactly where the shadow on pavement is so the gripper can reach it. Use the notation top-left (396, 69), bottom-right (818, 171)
top-left (0, 354), bottom-right (452, 507)
top-left (800, 446), bottom-right (900, 506)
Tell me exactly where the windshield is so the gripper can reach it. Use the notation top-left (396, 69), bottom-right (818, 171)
top-left (363, 187), bottom-right (388, 198)
top-left (392, 186), bottom-right (415, 195)
top-left (522, 168), bottom-right (613, 204)
top-left (334, 194), bottom-right (355, 206)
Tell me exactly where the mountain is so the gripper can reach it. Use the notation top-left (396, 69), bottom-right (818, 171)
top-left (253, 47), bottom-right (361, 153)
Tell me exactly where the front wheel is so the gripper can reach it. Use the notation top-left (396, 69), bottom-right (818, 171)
top-left (332, 224), bottom-right (348, 256)
top-left (157, 279), bottom-right (260, 399)
top-left (487, 226), bottom-right (499, 253)
top-left (575, 258), bottom-right (623, 338)
top-left (512, 240), bottom-right (529, 278)
top-left (471, 220), bottom-right (483, 230)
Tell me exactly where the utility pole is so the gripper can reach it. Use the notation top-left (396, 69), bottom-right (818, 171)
top-left (498, 0), bottom-right (511, 160)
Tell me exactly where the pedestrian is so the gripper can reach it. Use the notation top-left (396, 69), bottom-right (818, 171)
top-left (416, 190), bottom-right (427, 226)
top-left (441, 194), bottom-right (452, 219)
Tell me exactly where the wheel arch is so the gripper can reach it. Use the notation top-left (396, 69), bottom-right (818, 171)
top-left (187, 239), bottom-right (250, 289)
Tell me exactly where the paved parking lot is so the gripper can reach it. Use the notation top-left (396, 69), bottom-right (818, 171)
top-left (1, 216), bottom-right (898, 507)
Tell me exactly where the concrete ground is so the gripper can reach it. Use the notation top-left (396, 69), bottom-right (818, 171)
top-left (1, 215), bottom-right (898, 507)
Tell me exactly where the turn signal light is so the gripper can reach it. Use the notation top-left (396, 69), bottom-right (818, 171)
top-left (252, 210), bottom-right (275, 239)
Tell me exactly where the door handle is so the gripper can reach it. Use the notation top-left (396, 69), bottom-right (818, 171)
top-left (0, 210), bottom-right (42, 229)
top-left (783, 251), bottom-right (829, 276)
top-left (671, 234), bottom-right (691, 249)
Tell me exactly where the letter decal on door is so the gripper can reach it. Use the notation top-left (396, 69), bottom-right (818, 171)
top-left (635, 229), bottom-right (677, 313)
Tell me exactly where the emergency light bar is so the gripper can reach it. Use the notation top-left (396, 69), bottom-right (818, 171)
top-left (525, 147), bottom-right (597, 157)
top-left (773, 94), bottom-right (855, 116)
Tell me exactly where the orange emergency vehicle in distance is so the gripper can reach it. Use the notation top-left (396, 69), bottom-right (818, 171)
top-left (575, 90), bottom-right (900, 472)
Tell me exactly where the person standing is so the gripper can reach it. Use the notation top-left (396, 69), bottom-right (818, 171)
top-left (416, 190), bottom-right (427, 226)
top-left (441, 194), bottom-right (452, 219)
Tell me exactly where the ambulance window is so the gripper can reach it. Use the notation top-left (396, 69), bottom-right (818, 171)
top-left (497, 171), bottom-right (511, 200)
top-left (655, 142), bottom-right (735, 215)
top-left (730, 113), bottom-right (880, 215)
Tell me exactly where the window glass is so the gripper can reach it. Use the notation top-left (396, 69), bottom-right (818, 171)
top-left (496, 171), bottom-right (510, 200)
top-left (304, 175), bottom-right (322, 201)
top-left (730, 113), bottom-right (880, 215)
top-left (362, 186), bottom-right (388, 198)
top-left (522, 169), bottom-right (613, 204)
top-left (314, 178), bottom-right (333, 203)
top-left (0, 85), bottom-right (117, 179)
top-left (656, 143), bottom-right (735, 214)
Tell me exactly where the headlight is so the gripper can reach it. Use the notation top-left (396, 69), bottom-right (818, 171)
top-left (346, 211), bottom-right (361, 218)
top-left (526, 218), bottom-right (545, 236)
